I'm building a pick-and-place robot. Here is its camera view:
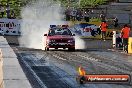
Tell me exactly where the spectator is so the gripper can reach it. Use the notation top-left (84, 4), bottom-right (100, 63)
top-left (80, 9), bottom-right (83, 20)
top-left (71, 8), bottom-right (77, 21)
top-left (116, 33), bottom-right (122, 48)
top-left (100, 11), bottom-right (106, 22)
top-left (76, 9), bottom-right (81, 21)
top-left (10, 10), bottom-right (15, 19)
top-left (121, 24), bottom-right (130, 53)
top-left (113, 17), bottom-right (118, 28)
top-left (91, 28), bottom-right (96, 37)
top-left (99, 21), bottom-right (108, 41)
top-left (65, 7), bottom-right (71, 21)
top-left (84, 12), bottom-right (90, 22)
top-left (0, 5), bottom-right (4, 18)
top-left (97, 28), bottom-right (101, 35)
top-left (6, 4), bottom-right (10, 18)
top-left (76, 12), bottom-right (80, 21)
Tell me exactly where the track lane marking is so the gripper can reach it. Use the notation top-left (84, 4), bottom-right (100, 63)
top-left (50, 51), bottom-right (132, 74)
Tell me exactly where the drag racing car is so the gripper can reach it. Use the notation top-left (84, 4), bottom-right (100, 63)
top-left (44, 25), bottom-right (75, 51)
top-left (70, 23), bottom-right (101, 36)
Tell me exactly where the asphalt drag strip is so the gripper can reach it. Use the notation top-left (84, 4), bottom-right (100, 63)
top-left (47, 50), bottom-right (132, 74)
top-left (15, 51), bottom-right (77, 88)
top-left (13, 47), bottom-right (132, 88)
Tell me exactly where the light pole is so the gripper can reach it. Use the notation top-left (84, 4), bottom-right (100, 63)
top-left (79, 0), bottom-right (81, 7)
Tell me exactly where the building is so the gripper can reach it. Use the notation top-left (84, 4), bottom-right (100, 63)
top-left (119, 0), bottom-right (132, 2)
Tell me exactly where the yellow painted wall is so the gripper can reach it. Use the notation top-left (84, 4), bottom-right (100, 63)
top-left (128, 37), bottom-right (132, 54)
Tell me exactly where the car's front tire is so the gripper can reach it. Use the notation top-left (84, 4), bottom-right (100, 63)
top-left (55, 48), bottom-right (58, 50)
top-left (45, 47), bottom-right (49, 51)
top-left (68, 47), bottom-right (75, 51)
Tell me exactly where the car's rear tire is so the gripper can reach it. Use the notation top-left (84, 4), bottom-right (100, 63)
top-left (72, 48), bottom-right (75, 51)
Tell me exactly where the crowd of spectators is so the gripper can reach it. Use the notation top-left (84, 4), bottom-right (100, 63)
top-left (65, 7), bottom-right (120, 29)
top-left (65, 7), bottom-right (92, 22)
top-left (65, 8), bottom-right (108, 22)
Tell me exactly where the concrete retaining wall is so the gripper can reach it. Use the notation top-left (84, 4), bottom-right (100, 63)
top-left (0, 49), bottom-right (3, 88)
top-left (0, 36), bottom-right (32, 88)
top-left (84, 39), bottom-right (112, 49)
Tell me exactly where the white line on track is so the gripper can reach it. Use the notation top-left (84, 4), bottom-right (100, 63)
top-left (51, 51), bottom-right (132, 74)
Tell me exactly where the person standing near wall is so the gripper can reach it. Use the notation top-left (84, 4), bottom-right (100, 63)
top-left (10, 10), bottom-right (15, 19)
top-left (99, 21), bottom-right (108, 41)
top-left (113, 17), bottom-right (118, 28)
top-left (6, 4), bottom-right (10, 18)
top-left (65, 7), bottom-right (71, 21)
top-left (100, 11), bottom-right (106, 22)
top-left (84, 12), bottom-right (90, 22)
top-left (121, 24), bottom-right (130, 53)
top-left (0, 5), bottom-right (5, 18)
top-left (76, 9), bottom-right (81, 21)
top-left (71, 7), bottom-right (77, 21)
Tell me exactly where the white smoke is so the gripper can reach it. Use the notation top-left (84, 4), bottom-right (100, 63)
top-left (74, 36), bottom-right (85, 49)
top-left (19, 0), bottom-right (85, 50)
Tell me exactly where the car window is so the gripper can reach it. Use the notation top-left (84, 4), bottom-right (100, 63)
top-left (48, 28), bottom-right (72, 36)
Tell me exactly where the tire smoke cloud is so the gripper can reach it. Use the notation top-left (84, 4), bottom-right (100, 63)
top-left (19, 0), bottom-right (85, 50)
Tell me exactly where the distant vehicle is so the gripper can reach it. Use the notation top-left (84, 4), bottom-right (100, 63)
top-left (44, 25), bottom-right (75, 51)
top-left (71, 23), bottom-right (101, 36)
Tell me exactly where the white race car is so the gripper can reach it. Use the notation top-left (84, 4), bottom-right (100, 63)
top-left (71, 23), bottom-right (101, 37)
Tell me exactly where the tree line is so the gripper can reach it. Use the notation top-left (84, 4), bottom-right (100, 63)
top-left (0, 0), bottom-right (117, 18)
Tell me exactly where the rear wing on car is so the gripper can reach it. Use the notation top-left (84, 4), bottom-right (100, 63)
top-left (50, 25), bottom-right (57, 28)
top-left (50, 25), bottom-right (69, 29)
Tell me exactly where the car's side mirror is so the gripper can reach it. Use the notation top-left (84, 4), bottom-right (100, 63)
top-left (72, 34), bottom-right (75, 36)
top-left (44, 34), bottom-right (47, 36)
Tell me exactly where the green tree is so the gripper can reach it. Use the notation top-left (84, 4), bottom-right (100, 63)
top-left (0, 0), bottom-right (33, 18)
top-left (58, 0), bottom-right (78, 7)
top-left (0, 0), bottom-right (109, 18)
top-left (80, 0), bottom-right (108, 7)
